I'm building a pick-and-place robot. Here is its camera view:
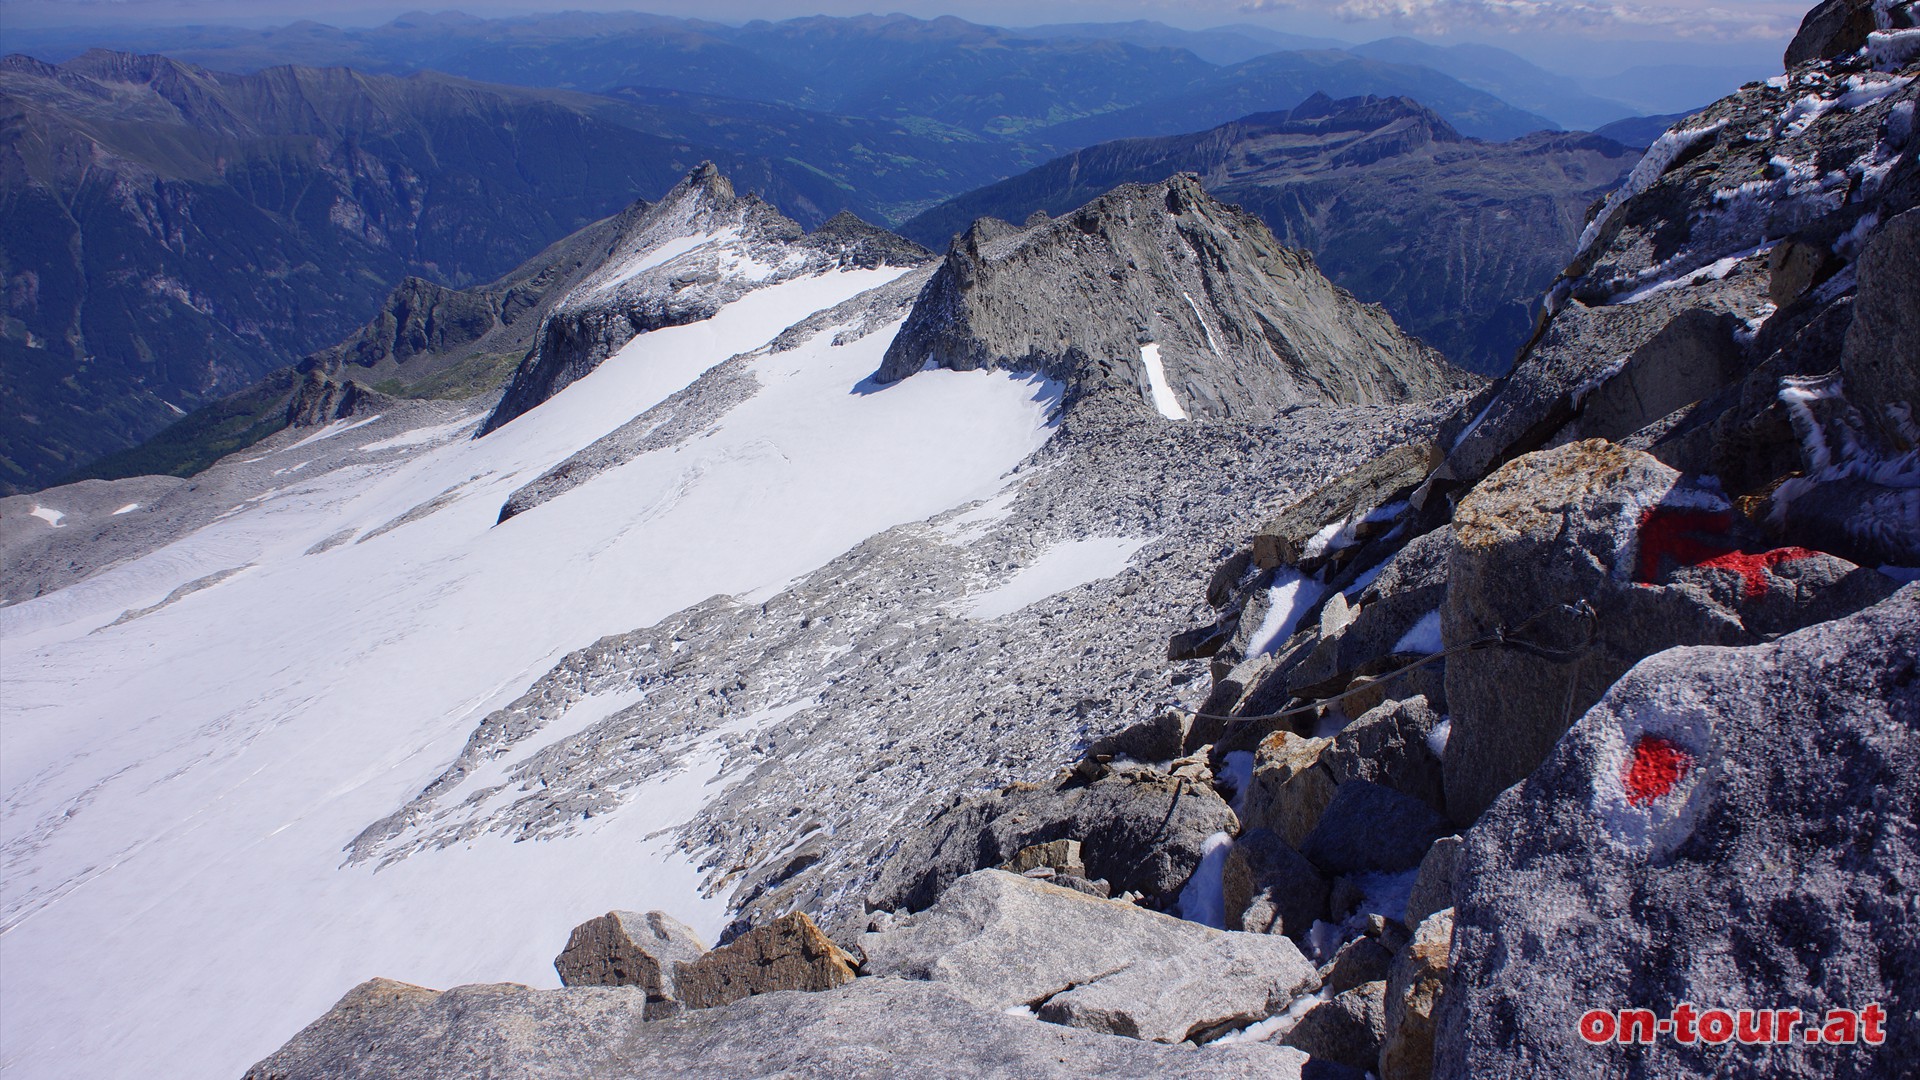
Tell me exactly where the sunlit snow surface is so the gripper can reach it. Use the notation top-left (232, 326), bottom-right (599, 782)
top-left (0, 267), bottom-right (1064, 1079)
top-left (965, 536), bottom-right (1152, 620)
top-left (1139, 343), bottom-right (1188, 421)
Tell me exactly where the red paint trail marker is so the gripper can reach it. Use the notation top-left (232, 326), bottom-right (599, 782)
top-left (1634, 507), bottom-right (1820, 599)
top-left (1624, 734), bottom-right (1694, 807)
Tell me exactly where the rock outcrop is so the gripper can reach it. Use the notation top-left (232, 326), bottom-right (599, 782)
top-left (860, 870), bottom-right (1319, 1044)
top-left (1380, 908), bottom-right (1453, 1080)
top-left (245, 977), bottom-right (1321, 1079)
top-left (901, 93), bottom-right (1638, 374)
top-left (1442, 439), bottom-right (1894, 821)
top-left (552, 909), bottom-right (706, 1008)
top-left (673, 912), bottom-right (857, 1010)
top-left (867, 767), bottom-right (1240, 915)
top-left (1437, 586), bottom-right (1919, 1079)
top-left (1282, 980), bottom-right (1387, 1073)
top-left (876, 174), bottom-right (1470, 419)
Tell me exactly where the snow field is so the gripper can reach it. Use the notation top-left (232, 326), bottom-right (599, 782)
top-left (0, 266), bottom-right (1062, 1080)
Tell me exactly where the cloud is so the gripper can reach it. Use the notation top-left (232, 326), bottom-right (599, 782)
top-left (1240, 0), bottom-right (1804, 40)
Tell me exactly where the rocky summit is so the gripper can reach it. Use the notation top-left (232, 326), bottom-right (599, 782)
top-left (483, 163), bottom-right (932, 433)
top-left (4, 4), bottom-right (1919, 1080)
top-left (877, 173), bottom-right (1470, 418)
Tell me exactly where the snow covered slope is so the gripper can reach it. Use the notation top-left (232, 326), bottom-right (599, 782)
top-left (0, 264), bottom-right (1056, 1080)
top-left (1, 162), bottom-right (1468, 1080)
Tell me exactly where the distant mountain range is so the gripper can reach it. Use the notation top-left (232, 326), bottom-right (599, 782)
top-left (10, 12), bottom-right (1592, 142)
top-left (0, 48), bottom-right (1024, 492)
top-left (903, 94), bottom-right (1636, 375)
top-left (2, 11), bottom-right (1705, 491)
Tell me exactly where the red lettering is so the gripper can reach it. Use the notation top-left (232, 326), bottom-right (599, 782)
top-left (1579, 1010), bottom-right (1617, 1044)
top-left (1736, 1009), bottom-right (1774, 1044)
top-left (1619, 1009), bottom-right (1657, 1044)
top-left (1777, 1008), bottom-right (1803, 1043)
top-left (1823, 1010), bottom-right (1860, 1044)
top-left (1699, 1009), bottom-right (1735, 1044)
top-left (1862, 1003), bottom-right (1887, 1045)
top-left (1673, 1002), bottom-right (1699, 1044)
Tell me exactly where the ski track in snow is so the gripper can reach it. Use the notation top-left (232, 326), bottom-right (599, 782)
top-left (0, 266), bottom-right (1064, 1080)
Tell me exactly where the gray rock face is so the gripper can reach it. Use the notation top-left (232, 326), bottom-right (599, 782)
top-left (876, 174), bottom-right (1468, 419)
top-left (1325, 697), bottom-right (1446, 814)
top-left (552, 910), bottom-right (705, 1006)
top-left (1839, 208), bottom-right (1920, 453)
top-left (1251, 442), bottom-right (1441, 570)
top-left (1785, 0), bottom-right (1896, 66)
top-left (867, 768), bottom-right (1239, 915)
top-left (860, 870), bottom-right (1319, 1044)
top-left (1282, 980), bottom-right (1388, 1073)
top-left (1320, 935), bottom-right (1396, 997)
top-left (241, 978), bottom-right (654, 1080)
top-left (674, 912), bottom-right (857, 1010)
top-left (1403, 835), bottom-right (1463, 929)
top-left (1436, 39), bottom-right (1916, 501)
top-left (246, 976), bottom-right (1317, 1080)
top-left (1381, 908), bottom-right (1453, 1080)
top-left (1223, 828), bottom-right (1330, 938)
top-left (1300, 780), bottom-right (1448, 876)
top-left (1240, 732), bottom-right (1338, 849)
top-left (901, 94), bottom-right (1638, 375)
top-left (481, 163), bottom-right (929, 434)
top-left (1441, 440), bottom-right (1892, 824)
top-left (1436, 586), bottom-right (1920, 1080)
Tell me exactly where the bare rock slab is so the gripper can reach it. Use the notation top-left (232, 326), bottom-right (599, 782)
top-left (860, 869), bottom-right (1318, 1043)
top-left (1436, 587), bottom-right (1920, 1080)
top-left (245, 976), bottom-right (1321, 1079)
top-left (1282, 980), bottom-right (1388, 1073)
top-left (675, 912), bottom-right (857, 1010)
top-left (1441, 439), bottom-right (1891, 824)
top-left (1223, 827), bottom-right (1330, 938)
top-left (242, 979), bottom-right (653, 1080)
top-left (869, 769), bottom-right (1238, 914)
top-left (1301, 780), bottom-right (1448, 876)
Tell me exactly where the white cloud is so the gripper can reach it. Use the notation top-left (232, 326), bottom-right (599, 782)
top-left (1241, 0), bottom-right (1805, 40)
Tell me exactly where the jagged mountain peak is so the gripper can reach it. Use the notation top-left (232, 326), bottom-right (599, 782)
top-left (877, 172), bottom-right (1468, 421)
top-left (480, 163), bottom-right (932, 434)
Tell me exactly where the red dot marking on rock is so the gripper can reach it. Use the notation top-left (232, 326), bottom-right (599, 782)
top-left (1634, 507), bottom-right (1821, 599)
top-left (1623, 733), bottom-right (1694, 807)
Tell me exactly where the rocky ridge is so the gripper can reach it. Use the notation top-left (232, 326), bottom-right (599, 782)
top-left (480, 163), bottom-right (931, 433)
top-left (878, 173), bottom-right (1470, 419)
top-left (903, 94), bottom-right (1637, 374)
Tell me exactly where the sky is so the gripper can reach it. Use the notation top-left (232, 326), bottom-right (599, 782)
top-left (2, 0), bottom-right (1806, 75)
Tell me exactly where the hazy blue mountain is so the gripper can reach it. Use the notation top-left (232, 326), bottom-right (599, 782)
top-left (0, 49), bottom-right (996, 492)
top-left (1592, 110), bottom-right (1702, 149)
top-left (10, 12), bottom-right (1556, 146)
top-left (1036, 50), bottom-right (1560, 146)
top-left (597, 86), bottom-right (1029, 222)
top-left (1015, 20), bottom-right (1351, 64)
top-left (1348, 36), bottom-right (1638, 130)
top-left (904, 95), bottom-right (1635, 375)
